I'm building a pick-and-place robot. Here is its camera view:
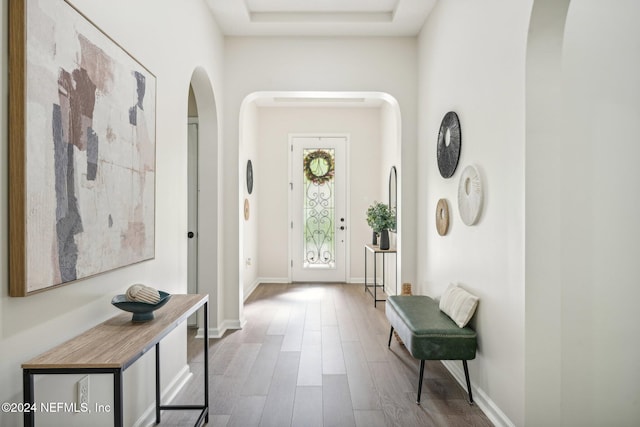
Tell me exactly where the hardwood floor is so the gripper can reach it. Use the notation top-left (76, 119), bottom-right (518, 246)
top-left (159, 283), bottom-right (492, 427)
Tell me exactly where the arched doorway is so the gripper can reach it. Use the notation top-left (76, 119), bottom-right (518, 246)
top-left (237, 91), bottom-right (403, 315)
top-left (188, 67), bottom-right (220, 337)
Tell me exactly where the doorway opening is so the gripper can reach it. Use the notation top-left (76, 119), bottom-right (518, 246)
top-left (238, 91), bottom-right (402, 302)
top-left (188, 68), bottom-right (219, 337)
top-left (187, 85), bottom-right (199, 327)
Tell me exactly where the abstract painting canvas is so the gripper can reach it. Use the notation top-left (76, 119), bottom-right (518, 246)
top-left (9, 0), bottom-right (156, 296)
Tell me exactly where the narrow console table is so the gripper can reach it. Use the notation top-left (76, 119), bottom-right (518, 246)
top-left (364, 243), bottom-right (398, 307)
top-left (22, 294), bottom-right (209, 427)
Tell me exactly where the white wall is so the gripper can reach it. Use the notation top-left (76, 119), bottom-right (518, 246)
top-left (0, 0), bottom-right (224, 425)
top-left (242, 102), bottom-right (260, 296)
top-left (526, 0), bottom-right (640, 425)
top-left (253, 107), bottom-right (384, 283)
top-left (224, 37), bottom-right (418, 322)
top-left (380, 102), bottom-right (400, 291)
top-left (524, 0), bottom-right (569, 424)
top-left (417, 1), bottom-right (532, 425)
top-left (560, 2), bottom-right (640, 422)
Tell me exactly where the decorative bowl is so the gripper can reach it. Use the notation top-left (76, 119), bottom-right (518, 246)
top-left (111, 291), bottom-right (171, 322)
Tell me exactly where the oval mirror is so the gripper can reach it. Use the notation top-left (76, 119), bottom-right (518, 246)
top-left (389, 166), bottom-right (397, 232)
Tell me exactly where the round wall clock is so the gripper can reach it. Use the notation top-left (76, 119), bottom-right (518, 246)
top-left (436, 198), bottom-right (450, 236)
top-left (458, 165), bottom-right (483, 226)
top-left (437, 111), bottom-right (461, 178)
top-left (246, 160), bottom-right (254, 194)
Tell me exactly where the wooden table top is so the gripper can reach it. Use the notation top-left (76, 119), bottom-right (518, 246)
top-left (22, 294), bottom-right (208, 370)
top-left (365, 243), bottom-right (397, 253)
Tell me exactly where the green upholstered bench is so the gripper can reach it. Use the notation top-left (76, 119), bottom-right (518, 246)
top-left (386, 295), bottom-right (477, 404)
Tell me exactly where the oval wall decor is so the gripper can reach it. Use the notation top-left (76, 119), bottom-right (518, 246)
top-left (458, 165), bottom-right (483, 226)
top-left (244, 198), bottom-right (250, 221)
top-left (436, 198), bottom-right (450, 236)
top-left (437, 111), bottom-right (462, 178)
top-left (246, 160), bottom-right (254, 194)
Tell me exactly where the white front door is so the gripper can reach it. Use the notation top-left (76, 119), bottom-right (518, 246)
top-left (290, 136), bottom-right (348, 282)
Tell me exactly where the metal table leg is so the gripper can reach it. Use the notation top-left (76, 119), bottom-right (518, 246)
top-left (364, 246), bottom-right (367, 293)
top-left (23, 370), bottom-right (34, 427)
top-left (114, 369), bottom-right (123, 427)
top-left (156, 342), bottom-right (161, 424)
top-left (203, 302), bottom-right (209, 424)
top-left (374, 250), bottom-right (378, 307)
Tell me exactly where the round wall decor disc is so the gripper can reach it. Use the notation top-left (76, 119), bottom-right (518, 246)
top-left (246, 160), bottom-right (254, 194)
top-left (458, 165), bottom-right (483, 226)
top-left (436, 198), bottom-right (450, 236)
top-left (244, 198), bottom-right (250, 220)
top-left (437, 111), bottom-right (462, 178)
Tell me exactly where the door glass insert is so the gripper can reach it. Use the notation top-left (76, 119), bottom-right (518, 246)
top-left (303, 149), bottom-right (335, 269)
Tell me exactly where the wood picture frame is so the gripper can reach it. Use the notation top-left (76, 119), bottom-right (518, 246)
top-left (9, 0), bottom-right (157, 296)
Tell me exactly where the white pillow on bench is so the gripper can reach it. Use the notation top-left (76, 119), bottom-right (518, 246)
top-left (439, 283), bottom-right (479, 328)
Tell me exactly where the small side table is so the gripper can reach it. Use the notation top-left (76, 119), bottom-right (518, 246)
top-left (364, 243), bottom-right (398, 307)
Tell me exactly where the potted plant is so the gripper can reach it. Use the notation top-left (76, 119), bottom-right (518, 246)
top-left (366, 201), bottom-right (396, 249)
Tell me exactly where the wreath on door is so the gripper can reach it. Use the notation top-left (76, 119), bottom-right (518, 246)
top-left (303, 150), bottom-right (335, 185)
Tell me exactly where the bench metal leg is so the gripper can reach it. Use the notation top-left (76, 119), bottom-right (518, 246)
top-left (388, 326), bottom-right (394, 347)
top-left (417, 360), bottom-right (425, 404)
top-left (463, 360), bottom-right (474, 405)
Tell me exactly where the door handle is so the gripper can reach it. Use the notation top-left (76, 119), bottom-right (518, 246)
top-left (187, 231), bottom-right (194, 238)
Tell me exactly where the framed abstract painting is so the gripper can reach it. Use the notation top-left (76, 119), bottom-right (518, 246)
top-left (9, 0), bottom-right (156, 296)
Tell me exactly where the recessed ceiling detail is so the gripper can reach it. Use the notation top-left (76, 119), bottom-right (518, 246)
top-left (249, 11), bottom-right (394, 24)
top-left (247, 91), bottom-right (391, 108)
top-left (245, 0), bottom-right (399, 13)
top-left (206, 0), bottom-right (436, 36)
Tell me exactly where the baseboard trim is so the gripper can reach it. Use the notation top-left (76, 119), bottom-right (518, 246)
top-left (256, 277), bottom-right (289, 284)
top-left (244, 278), bottom-right (262, 301)
top-left (441, 360), bottom-right (515, 427)
top-left (133, 364), bottom-right (192, 427)
top-left (196, 318), bottom-right (245, 339)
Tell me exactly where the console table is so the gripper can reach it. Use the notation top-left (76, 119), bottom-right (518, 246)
top-left (364, 244), bottom-right (397, 307)
top-left (22, 294), bottom-right (209, 427)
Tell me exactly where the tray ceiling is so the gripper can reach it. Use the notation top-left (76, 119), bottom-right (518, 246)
top-left (206, 0), bottom-right (437, 36)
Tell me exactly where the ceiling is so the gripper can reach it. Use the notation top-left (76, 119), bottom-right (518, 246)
top-left (205, 0), bottom-right (437, 37)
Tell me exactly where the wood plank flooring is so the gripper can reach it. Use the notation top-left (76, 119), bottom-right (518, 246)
top-left (159, 283), bottom-right (492, 427)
